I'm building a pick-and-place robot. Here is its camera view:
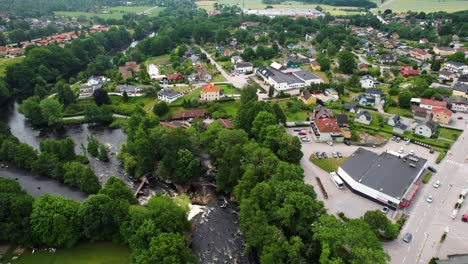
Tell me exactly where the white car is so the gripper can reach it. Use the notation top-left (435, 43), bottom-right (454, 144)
top-left (398, 147), bottom-right (404, 154)
top-left (426, 195), bottom-right (433, 203)
top-left (433, 180), bottom-right (441, 188)
top-left (327, 141), bottom-right (333, 146)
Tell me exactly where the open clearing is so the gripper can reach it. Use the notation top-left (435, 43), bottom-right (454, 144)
top-left (15, 242), bottom-right (130, 264)
top-left (377, 0), bottom-right (468, 13)
top-left (55, 6), bottom-right (165, 19)
top-left (196, 0), bottom-right (363, 15)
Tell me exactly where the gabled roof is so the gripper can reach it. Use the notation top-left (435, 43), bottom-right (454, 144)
top-left (425, 120), bottom-right (438, 132)
top-left (420, 98), bottom-right (447, 108)
top-left (202, 83), bottom-right (220, 93)
top-left (344, 102), bottom-right (356, 110)
top-left (336, 114), bottom-right (348, 126)
top-left (452, 83), bottom-right (468, 93)
top-left (303, 90), bottom-right (313, 100)
top-left (364, 88), bottom-right (382, 96)
top-left (355, 110), bottom-right (372, 121)
top-left (313, 105), bottom-right (333, 119)
top-left (412, 105), bottom-right (428, 118)
top-left (314, 118), bottom-right (341, 133)
top-left (391, 114), bottom-right (400, 122)
top-left (394, 121), bottom-right (407, 130)
top-left (216, 119), bottom-right (234, 129)
top-left (432, 107), bottom-right (452, 116)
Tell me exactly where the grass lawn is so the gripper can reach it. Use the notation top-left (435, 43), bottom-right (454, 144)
top-left (170, 88), bottom-right (201, 105)
top-left (16, 242), bottom-right (130, 264)
top-left (0, 57), bottom-right (23, 77)
top-left (218, 100), bottom-right (241, 117)
top-left (173, 85), bottom-right (192, 93)
top-left (216, 84), bottom-right (241, 94)
top-left (377, 0), bottom-right (468, 13)
top-left (212, 74), bottom-right (226, 82)
top-left (143, 98), bottom-right (160, 113)
top-left (312, 71), bottom-right (329, 83)
top-left (437, 127), bottom-right (462, 141)
top-left (145, 55), bottom-right (171, 66)
top-left (55, 6), bottom-right (164, 19)
top-left (309, 155), bottom-right (347, 173)
top-left (386, 107), bottom-right (413, 118)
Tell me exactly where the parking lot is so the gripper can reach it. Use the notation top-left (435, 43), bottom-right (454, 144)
top-left (288, 127), bottom-right (440, 219)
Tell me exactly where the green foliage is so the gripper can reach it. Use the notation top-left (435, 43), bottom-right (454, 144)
top-left (87, 135), bottom-right (99, 157)
top-left (32, 152), bottom-right (60, 177)
top-left (338, 50), bottom-right (356, 74)
top-left (93, 88), bottom-right (111, 106)
top-left (145, 233), bottom-right (195, 264)
top-left (98, 143), bottom-right (109, 162)
top-left (398, 91), bottom-right (412, 109)
top-left (99, 176), bottom-right (138, 205)
top-left (30, 194), bottom-right (81, 248)
top-left (422, 172), bottom-right (433, 184)
top-left (152, 101), bottom-right (169, 117)
top-left (436, 151), bottom-right (447, 164)
top-left (40, 137), bottom-right (76, 161)
top-left (56, 81), bottom-right (76, 106)
top-left (84, 104), bottom-right (113, 124)
top-left (62, 161), bottom-right (101, 194)
top-left (362, 210), bottom-right (399, 240)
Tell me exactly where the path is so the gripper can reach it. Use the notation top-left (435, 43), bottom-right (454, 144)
top-left (138, 6), bottom-right (160, 15)
top-left (196, 45), bottom-right (248, 89)
top-left (63, 114), bottom-right (130, 121)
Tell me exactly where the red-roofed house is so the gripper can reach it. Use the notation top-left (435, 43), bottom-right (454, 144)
top-left (400, 66), bottom-right (420, 77)
top-left (166, 73), bottom-right (184, 82)
top-left (411, 49), bottom-right (433, 61)
top-left (312, 118), bottom-right (343, 142)
top-left (420, 98), bottom-right (447, 110)
top-left (200, 83), bottom-right (221, 101)
top-left (216, 119), bottom-right (234, 129)
top-left (311, 60), bottom-right (321, 71)
top-left (119, 61), bottom-right (140, 78)
top-left (431, 107), bottom-right (452, 124)
top-left (172, 109), bottom-right (206, 120)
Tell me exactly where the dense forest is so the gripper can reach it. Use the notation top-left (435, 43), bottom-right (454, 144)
top-left (262, 0), bottom-right (377, 8)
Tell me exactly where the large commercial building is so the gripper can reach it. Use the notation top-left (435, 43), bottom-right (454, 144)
top-left (337, 148), bottom-right (428, 209)
top-left (244, 8), bottom-right (325, 18)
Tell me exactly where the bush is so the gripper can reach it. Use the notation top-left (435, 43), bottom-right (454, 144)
top-left (337, 212), bottom-right (349, 222)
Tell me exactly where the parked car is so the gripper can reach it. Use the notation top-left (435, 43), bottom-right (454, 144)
top-left (322, 152), bottom-right (328, 159)
top-left (332, 152), bottom-right (337, 158)
top-left (327, 141), bottom-right (333, 146)
top-left (315, 152), bottom-right (322, 159)
top-left (426, 195), bottom-right (433, 203)
top-left (462, 214), bottom-right (468, 223)
top-left (344, 140), bottom-right (351, 146)
top-left (391, 136), bottom-right (396, 141)
top-left (405, 139), bottom-right (411, 145)
top-left (457, 116), bottom-right (463, 120)
top-left (398, 147), bottom-right (404, 154)
top-left (409, 150), bottom-right (414, 155)
top-left (428, 166), bottom-right (437, 173)
top-left (381, 206), bottom-right (389, 214)
top-left (396, 137), bottom-right (401, 142)
top-left (337, 152), bottom-right (343, 158)
top-left (403, 233), bottom-right (413, 243)
top-left (293, 128), bottom-right (302, 132)
top-left (429, 148), bottom-right (435, 154)
top-left (301, 137), bottom-right (310, 142)
top-left (299, 130), bottom-right (307, 135)
top-left (433, 180), bottom-right (441, 188)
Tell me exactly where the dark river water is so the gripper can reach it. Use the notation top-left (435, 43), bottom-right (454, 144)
top-left (0, 101), bottom-right (251, 263)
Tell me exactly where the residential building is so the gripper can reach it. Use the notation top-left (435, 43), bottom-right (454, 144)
top-left (354, 110), bottom-right (372, 125)
top-left (458, 75), bottom-right (468, 84)
top-left (119, 61), bottom-right (140, 78)
top-left (400, 66), bottom-right (420, 77)
top-left (337, 148), bottom-right (427, 209)
top-left (79, 85), bottom-right (95, 98)
top-left (324, 88), bottom-right (339, 101)
top-left (256, 67), bottom-right (305, 92)
top-left (172, 109), bottom-right (205, 120)
top-left (243, 8), bottom-right (325, 18)
top-left (157, 88), bottom-right (182, 103)
top-left (360, 75), bottom-right (375, 89)
top-left (116, 85), bottom-right (151, 97)
top-left (419, 38), bottom-right (429, 44)
top-left (379, 54), bottom-right (396, 63)
top-left (216, 119), bottom-right (234, 129)
top-left (387, 114), bottom-right (400, 126)
top-left (240, 22), bottom-right (260, 30)
top-left (292, 71), bottom-right (324, 86)
top-left (200, 83), bottom-right (221, 101)
top-left (431, 107), bottom-right (452, 124)
top-left (393, 121), bottom-right (408, 134)
top-left (414, 120), bottom-right (437, 138)
top-left (166, 73), bottom-right (184, 82)
top-left (344, 102), bottom-right (357, 113)
top-left (234, 62), bottom-right (253, 73)
top-left (336, 114), bottom-right (349, 127)
top-left (420, 98), bottom-right (447, 110)
top-left (311, 105), bottom-right (333, 120)
top-left (412, 105), bottom-right (429, 121)
top-left (451, 99), bottom-right (468, 113)
top-left (148, 64), bottom-right (166, 81)
top-left (444, 60), bottom-right (466, 73)
top-left (86, 76), bottom-right (107, 86)
top-left (311, 118), bottom-right (343, 142)
top-left (439, 69), bottom-right (456, 81)
top-left (311, 60), bottom-right (321, 71)
top-left (433, 46), bottom-right (455, 56)
top-left (410, 48), bottom-right (433, 60)
top-left (452, 83), bottom-right (468, 98)
top-left (436, 253), bottom-right (468, 264)
top-left (231, 56), bottom-right (243, 64)
top-left (358, 63), bottom-right (368, 72)
top-left (301, 90), bottom-right (316, 105)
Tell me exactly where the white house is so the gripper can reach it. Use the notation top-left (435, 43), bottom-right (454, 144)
top-left (360, 75), bottom-right (375, 89)
top-left (231, 56), bottom-right (243, 64)
top-left (354, 110), bottom-right (372, 125)
top-left (256, 66), bottom-right (305, 92)
top-left (414, 121), bottom-right (437, 138)
top-left (393, 121), bottom-right (408, 134)
top-left (234, 62), bottom-right (253, 73)
top-left (157, 88), bottom-right (182, 103)
top-left (148, 64), bottom-right (166, 81)
top-left (451, 101), bottom-right (468, 113)
top-left (387, 114), bottom-right (400, 126)
top-left (86, 76), bottom-right (107, 86)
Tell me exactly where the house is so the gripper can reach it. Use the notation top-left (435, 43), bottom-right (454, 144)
top-left (311, 118), bottom-right (343, 142)
top-left (336, 114), bottom-right (349, 127)
top-left (354, 110), bottom-right (372, 125)
top-left (240, 22), bottom-right (260, 30)
top-left (387, 114), bottom-right (400, 126)
top-left (366, 50), bottom-right (377, 57)
top-left (357, 94), bottom-right (376, 106)
top-left (458, 75), bottom-right (468, 85)
top-left (393, 121), bottom-right (408, 134)
top-left (444, 61), bottom-right (465, 73)
top-left (166, 73), bottom-right (184, 83)
top-left (358, 63), bottom-right (368, 72)
top-left (431, 107), bottom-right (452, 124)
top-left (400, 66), bottom-right (420, 77)
top-left (360, 75), bottom-right (375, 89)
top-left (433, 46), bottom-right (455, 56)
top-left (172, 109), bottom-right (205, 120)
top-left (420, 98), bottom-right (447, 110)
top-left (411, 49), bottom-right (433, 61)
top-left (231, 56), bottom-right (243, 64)
top-left (365, 88), bottom-right (383, 98)
top-left (379, 54), bottom-right (396, 63)
top-left (200, 83), bottom-right (221, 101)
top-left (414, 120), bottom-right (437, 138)
top-left (391, 32), bottom-right (400, 39)
top-left (256, 67), bottom-right (305, 92)
top-left (311, 60), bottom-right (321, 71)
top-left (438, 69), bottom-right (456, 81)
top-left (87, 76), bottom-right (107, 86)
top-left (195, 63), bottom-right (212, 82)
top-left (312, 105), bottom-right (333, 120)
top-left (324, 88), bottom-right (339, 101)
top-left (412, 105), bottom-right (429, 121)
top-left (119, 61), bottom-right (140, 78)
top-left (79, 85), bottom-right (95, 98)
top-left (216, 119), bottom-right (234, 129)
top-left (451, 99), bottom-right (468, 113)
top-left (234, 62), bottom-right (253, 73)
top-left (344, 102), bottom-right (357, 113)
top-left (292, 71), bottom-right (324, 86)
top-left (419, 38), bottom-right (429, 44)
top-left (147, 64), bottom-right (166, 81)
top-left (157, 88), bottom-right (182, 103)
top-left (116, 85), bottom-right (151, 96)
top-left (301, 90), bottom-right (316, 105)
top-left (452, 83), bottom-right (468, 98)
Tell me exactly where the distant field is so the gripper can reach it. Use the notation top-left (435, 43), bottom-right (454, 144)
top-left (196, 0), bottom-right (363, 15)
top-left (377, 0), bottom-right (468, 13)
top-left (55, 6), bottom-right (165, 19)
top-left (15, 242), bottom-right (130, 264)
top-left (0, 57), bottom-right (23, 77)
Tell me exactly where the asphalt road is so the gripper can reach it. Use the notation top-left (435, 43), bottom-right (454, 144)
top-left (383, 119), bottom-right (468, 264)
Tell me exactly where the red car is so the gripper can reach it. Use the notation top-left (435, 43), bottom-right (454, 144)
top-left (462, 214), bottom-right (468, 223)
top-left (457, 117), bottom-right (463, 120)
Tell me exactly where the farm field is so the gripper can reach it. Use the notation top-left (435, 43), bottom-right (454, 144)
top-left (377, 0), bottom-right (468, 13)
top-left (0, 57), bottom-right (23, 77)
top-left (15, 242), bottom-right (130, 264)
top-left (196, 0), bottom-right (363, 15)
top-left (55, 6), bottom-right (164, 19)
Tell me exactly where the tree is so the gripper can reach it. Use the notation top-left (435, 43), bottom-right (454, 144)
top-left (56, 81), bottom-right (76, 106)
top-left (98, 143), bottom-right (109, 162)
top-left (122, 90), bottom-right (129, 102)
top-left (348, 74), bottom-right (360, 88)
top-left (87, 135), bottom-right (99, 157)
top-left (317, 54), bottom-right (331, 71)
top-left (362, 210), bottom-right (398, 240)
top-left (13, 144), bottom-right (38, 170)
top-left (446, 52), bottom-right (465, 63)
top-left (146, 233), bottom-right (195, 264)
top-left (40, 137), bottom-right (76, 161)
top-left (30, 194), bottom-right (81, 248)
top-left (18, 96), bottom-right (45, 126)
top-left (40, 99), bottom-right (63, 127)
top-left (93, 88), bottom-right (110, 106)
top-left (153, 101), bottom-right (169, 116)
top-left (84, 104), bottom-right (113, 124)
top-left (272, 103), bottom-right (287, 125)
top-left (268, 86), bottom-right (274, 98)
top-left (398, 91), bottom-right (412, 109)
top-left (99, 176), bottom-right (138, 205)
top-left (62, 162), bottom-right (100, 194)
top-left (338, 51), bottom-right (356, 74)
top-left (32, 152), bottom-right (59, 177)
top-left (251, 111), bottom-right (278, 140)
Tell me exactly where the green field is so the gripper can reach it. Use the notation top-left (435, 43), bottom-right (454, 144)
top-left (377, 0), bottom-right (468, 13)
top-left (310, 155), bottom-right (347, 173)
top-left (386, 107), bottom-right (413, 118)
top-left (196, 0), bottom-right (362, 15)
top-left (55, 6), bottom-right (165, 19)
top-left (145, 55), bottom-right (171, 66)
top-left (15, 242), bottom-right (130, 264)
top-left (0, 57), bottom-right (23, 77)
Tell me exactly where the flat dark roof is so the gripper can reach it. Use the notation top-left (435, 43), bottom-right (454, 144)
top-left (340, 148), bottom-right (427, 199)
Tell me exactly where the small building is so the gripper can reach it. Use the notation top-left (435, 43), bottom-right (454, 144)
top-left (414, 120), bottom-right (437, 138)
top-left (234, 62), bottom-right (253, 73)
top-left (431, 107), bottom-right (452, 125)
top-left (311, 60), bottom-right (321, 71)
top-left (324, 88), bottom-right (339, 101)
top-left (200, 83), bottom-right (221, 101)
top-left (119, 61), bottom-right (140, 78)
top-left (451, 99), bottom-right (468, 113)
top-left (360, 75), bottom-right (375, 89)
top-left (438, 69), bottom-right (456, 81)
top-left (412, 105), bottom-right (429, 121)
top-left (379, 54), bottom-right (396, 63)
top-left (344, 102), bottom-right (357, 113)
top-left (231, 56), bottom-right (243, 64)
top-left (420, 98), bottom-right (448, 110)
top-left (354, 110), bottom-right (372, 125)
top-left (436, 253), bottom-right (468, 264)
top-left (433, 46), bottom-right (455, 56)
top-left (452, 83), bottom-right (468, 98)
top-left (336, 114), bottom-right (349, 127)
top-left (115, 84), bottom-right (151, 96)
top-left (157, 88), bottom-right (182, 103)
top-left (311, 118), bottom-right (343, 142)
top-left (358, 63), bottom-right (368, 72)
top-left (387, 114), bottom-right (400, 126)
top-left (393, 121), bottom-right (408, 134)
top-left (216, 119), bottom-right (234, 129)
top-left (301, 90), bottom-right (316, 105)
top-left (166, 73), bottom-right (184, 83)
top-left (444, 61), bottom-right (465, 73)
top-left (400, 66), bottom-right (420, 77)
top-left (79, 85), bottom-right (95, 98)
top-left (312, 105), bottom-right (333, 120)
top-left (292, 71), bottom-right (324, 86)
top-left (411, 48), bottom-right (433, 61)
top-left (172, 109), bottom-right (205, 120)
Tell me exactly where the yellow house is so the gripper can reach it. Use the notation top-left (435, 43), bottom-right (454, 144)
top-left (311, 60), bottom-right (321, 71)
top-left (301, 90), bottom-right (316, 105)
top-left (431, 107), bottom-right (452, 125)
top-left (433, 46), bottom-right (455, 56)
top-left (200, 83), bottom-right (221, 101)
